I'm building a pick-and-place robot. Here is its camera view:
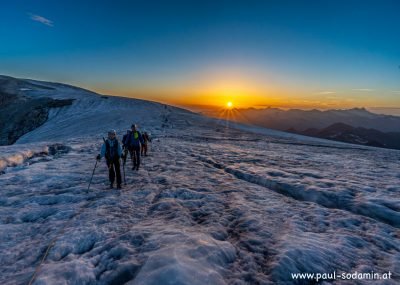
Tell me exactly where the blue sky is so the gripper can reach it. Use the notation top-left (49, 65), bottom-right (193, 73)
top-left (1, 0), bottom-right (399, 108)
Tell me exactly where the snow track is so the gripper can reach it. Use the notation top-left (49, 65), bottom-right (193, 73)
top-left (193, 152), bottom-right (400, 228)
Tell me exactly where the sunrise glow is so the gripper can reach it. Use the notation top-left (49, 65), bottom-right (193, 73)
top-left (1, 1), bottom-right (399, 112)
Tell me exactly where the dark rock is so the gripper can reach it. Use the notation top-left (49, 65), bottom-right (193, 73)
top-left (0, 77), bottom-right (74, 145)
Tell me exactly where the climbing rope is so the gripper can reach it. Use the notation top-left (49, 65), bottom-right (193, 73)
top-left (28, 158), bottom-right (102, 285)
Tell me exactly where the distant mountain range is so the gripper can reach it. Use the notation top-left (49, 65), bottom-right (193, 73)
top-left (225, 107), bottom-right (400, 132)
top-left (203, 107), bottom-right (400, 150)
top-left (287, 123), bottom-right (400, 150)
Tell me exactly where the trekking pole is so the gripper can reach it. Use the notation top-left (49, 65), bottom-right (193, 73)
top-left (87, 160), bottom-right (98, 193)
top-left (123, 149), bottom-right (127, 184)
top-left (123, 165), bottom-right (126, 185)
top-left (123, 158), bottom-right (126, 185)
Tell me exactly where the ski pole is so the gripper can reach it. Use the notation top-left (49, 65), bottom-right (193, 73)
top-left (87, 160), bottom-right (98, 193)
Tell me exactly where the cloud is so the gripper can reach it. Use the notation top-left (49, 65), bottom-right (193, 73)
top-left (28, 13), bottom-right (53, 27)
top-left (352, 88), bottom-right (374, 92)
top-left (391, 90), bottom-right (400, 94)
top-left (315, 91), bottom-right (336, 95)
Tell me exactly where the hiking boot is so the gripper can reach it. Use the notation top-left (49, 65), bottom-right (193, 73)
top-left (110, 183), bottom-right (114, 189)
top-left (117, 184), bottom-right (122, 189)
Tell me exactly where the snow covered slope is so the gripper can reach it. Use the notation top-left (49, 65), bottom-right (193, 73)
top-left (0, 79), bottom-right (399, 284)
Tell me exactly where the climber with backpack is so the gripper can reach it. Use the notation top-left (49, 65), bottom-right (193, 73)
top-left (121, 129), bottom-right (131, 184)
top-left (141, 131), bottom-right (152, 156)
top-left (122, 129), bottom-right (131, 164)
top-left (123, 124), bottom-right (144, 171)
top-left (96, 130), bottom-right (123, 189)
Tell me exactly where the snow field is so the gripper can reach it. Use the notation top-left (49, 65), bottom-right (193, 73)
top-left (0, 81), bottom-right (399, 284)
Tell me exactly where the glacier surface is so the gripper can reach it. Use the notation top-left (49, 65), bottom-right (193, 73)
top-left (0, 81), bottom-right (399, 284)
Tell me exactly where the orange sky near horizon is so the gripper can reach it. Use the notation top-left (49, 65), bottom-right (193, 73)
top-left (85, 65), bottom-right (400, 111)
top-left (85, 65), bottom-right (400, 110)
top-left (93, 84), bottom-right (398, 111)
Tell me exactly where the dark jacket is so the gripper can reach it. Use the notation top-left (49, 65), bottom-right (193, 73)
top-left (142, 133), bottom-right (151, 144)
top-left (122, 133), bottom-right (129, 148)
top-left (123, 130), bottom-right (144, 148)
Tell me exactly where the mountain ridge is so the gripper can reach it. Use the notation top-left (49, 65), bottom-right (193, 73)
top-left (203, 106), bottom-right (400, 135)
top-left (289, 122), bottom-right (400, 150)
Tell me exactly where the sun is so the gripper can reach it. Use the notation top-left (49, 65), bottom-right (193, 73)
top-left (226, 101), bottom-right (233, 108)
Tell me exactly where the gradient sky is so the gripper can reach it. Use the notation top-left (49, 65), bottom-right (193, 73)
top-left (1, 0), bottom-right (400, 109)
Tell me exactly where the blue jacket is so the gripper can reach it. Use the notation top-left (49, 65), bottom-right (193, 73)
top-left (123, 131), bottom-right (144, 148)
top-left (100, 138), bottom-right (122, 160)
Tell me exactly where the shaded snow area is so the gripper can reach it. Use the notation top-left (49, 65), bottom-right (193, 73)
top-left (0, 143), bottom-right (71, 173)
top-left (0, 82), bottom-right (400, 284)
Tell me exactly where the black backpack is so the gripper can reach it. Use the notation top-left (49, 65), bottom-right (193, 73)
top-left (105, 139), bottom-right (119, 160)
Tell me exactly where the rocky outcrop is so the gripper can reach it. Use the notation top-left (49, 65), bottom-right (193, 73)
top-left (0, 77), bottom-right (74, 145)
